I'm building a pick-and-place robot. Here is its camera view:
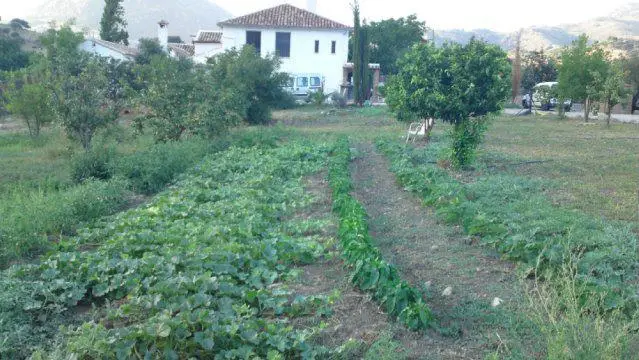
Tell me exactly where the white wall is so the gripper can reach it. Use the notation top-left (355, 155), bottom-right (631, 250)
top-left (222, 26), bottom-right (349, 93)
top-left (193, 42), bottom-right (224, 64)
top-left (79, 40), bottom-right (130, 61)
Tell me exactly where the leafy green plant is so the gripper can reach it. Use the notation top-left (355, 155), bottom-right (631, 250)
top-left (1, 141), bottom-right (334, 358)
top-left (307, 88), bottom-right (329, 106)
top-left (377, 138), bottom-right (639, 314)
top-left (328, 136), bottom-right (433, 330)
top-left (70, 146), bottom-right (116, 183)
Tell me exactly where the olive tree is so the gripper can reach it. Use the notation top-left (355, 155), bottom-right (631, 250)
top-left (386, 39), bottom-right (510, 167)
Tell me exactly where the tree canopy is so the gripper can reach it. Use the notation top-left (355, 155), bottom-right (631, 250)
top-left (557, 34), bottom-right (608, 120)
top-left (367, 15), bottom-right (427, 75)
top-left (0, 36), bottom-right (29, 71)
top-left (386, 39), bottom-right (510, 166)
top-left (99, 0), bottom-right (129, 45)
top-left (520, 50), bottom-right (558, 92)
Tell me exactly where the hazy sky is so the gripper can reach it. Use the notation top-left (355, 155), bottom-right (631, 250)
top-left (2, 0), bottom-right (636, 32)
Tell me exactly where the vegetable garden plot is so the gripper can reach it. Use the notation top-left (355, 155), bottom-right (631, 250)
top-left (1, 142), bottom-right (338, 359)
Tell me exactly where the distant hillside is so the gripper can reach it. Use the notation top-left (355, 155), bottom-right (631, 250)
top-left (0, 24), bottom-right (42, 53)
top-left (435, 2), bottom-right (639, 53)
top-left (24, 0), bottom-right (231, 41)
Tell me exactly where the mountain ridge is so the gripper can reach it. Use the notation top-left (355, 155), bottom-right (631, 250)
top-left (434, 2), bottom-right (639, 52)
top-left (24, 0), bottom-right (231, 42)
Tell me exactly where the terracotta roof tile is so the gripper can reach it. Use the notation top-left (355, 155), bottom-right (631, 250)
top-left (194, 31), bottom-right (222, 43)
top-left (218, 4), bottom-right (350, 30)
top-left (168, 43), bottom-right (195, 57)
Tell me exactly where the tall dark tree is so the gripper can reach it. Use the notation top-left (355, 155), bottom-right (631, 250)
top-left (511, 30), bottom-right (522, 101)
top-left (367, 15), bottom-right (426, 75)
top-left (0, 37), bottom-right (29, 71)
top-left (520, 50), bottom-right (558, 92)
top-left (352, 1), bottom-right (370, 106)
top-left (100, 0), bottom-right (129, 45)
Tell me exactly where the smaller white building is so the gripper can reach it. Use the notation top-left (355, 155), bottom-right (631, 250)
top-left (218, 4), bottom-right (351, 94)
top-left (78, 38), bottom-right (139, 61)
top-left (191, 30), bottom-right (224, 63)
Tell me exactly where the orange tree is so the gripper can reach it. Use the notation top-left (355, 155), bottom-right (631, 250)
top-left (385, 39), bottom-right (510, 167)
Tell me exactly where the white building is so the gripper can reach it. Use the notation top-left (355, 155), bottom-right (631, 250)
top-left (191, 30), bottom-right (224, 63)
top-left (78, 38), bottom-right (139, 61)
top-left (218, 4), bottom-right (351, 94)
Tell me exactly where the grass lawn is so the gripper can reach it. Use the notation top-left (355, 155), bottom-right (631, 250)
top-left (478, 114), bottom-right (639, 223)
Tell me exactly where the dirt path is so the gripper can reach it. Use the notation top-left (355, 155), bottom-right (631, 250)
top-left (349, 143), bottom-right (540, 359)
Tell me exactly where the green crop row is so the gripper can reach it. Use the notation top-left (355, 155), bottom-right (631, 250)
top-left (377, 139), bottom-right (638, 313)
top-left (328, 137), bottom-right (433, 330)
top-left (1, 141), bottom-right (335, 359)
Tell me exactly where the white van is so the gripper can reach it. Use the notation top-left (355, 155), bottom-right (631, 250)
top-left (284, 74), bottom-right (324, 97)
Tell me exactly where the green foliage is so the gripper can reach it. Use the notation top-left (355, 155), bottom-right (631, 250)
top-left (4, 68), bottom-right (55, 137)
top-left (135, 56), bottom-right (243, 141)
top-left (70, 146), bottom-right (116, 183)
top-left (208, 46), bottom-right (291, 125)
top-left (598, 61), bottom-right (628, 125)
top-left (351, 1), bottom-right (371, 106)
top-left (449, 117), bottom-right (488, 168)
top-left (366, 15), bottom-right (427, 75)
top-left (99, 0), bottom-right (129, 45)
top-left (526, 261), bottom-right (637, 360)
top-left (330, 91), bottom-right (347, 108)
top-left (1, 141), bottom-right (332, 358)
top-left (329, 137), bottom-right (433, 330)
top-left (39, 24), bottom-right (85, 76)
top-left (135, 38), bottom-right (166, 64)
top-left (557, 34), bottom-right (608, 120)
top-left (386, 39), bottom-right (510, 166)
top-left (53, 58), bottom-right (121, 150)
top-left (113, 139), bottom-right (220, 194)
top-left (521, 50), bottom-right (558, 92)
top-left (0, 36), bottom-right (29, 71)
top-left (377, 139), bottom-right (639, 315)
top-left (307, 88), bottom-right (329, 106)
top-left (0, 178), bottom-right (130, 266)
top-left (9, 18), bottom-right (30, 30)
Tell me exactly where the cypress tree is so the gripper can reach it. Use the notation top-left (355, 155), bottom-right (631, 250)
top-left (100, 0), bottom-right (129, 45)
top-left (352, 1), bottom-right (370, 106)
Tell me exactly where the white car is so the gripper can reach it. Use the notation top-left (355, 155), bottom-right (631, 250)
top-left (531, 82), bottom-right (572, 111)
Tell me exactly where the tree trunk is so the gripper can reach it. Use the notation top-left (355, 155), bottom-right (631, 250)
top-left (583, 97), bottom-right (590, 122)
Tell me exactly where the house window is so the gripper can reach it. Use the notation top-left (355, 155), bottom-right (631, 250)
top-left (275, 32), bottom-right (291, 57)
top-left (297, 77), bottom-right (309, 87)
top-left (314, 40), bottom-right (319, 53)
top-left (310, 76), bottom-right (321, 87)
top-left (331, 41), bottom-right (336, 54)
top-left (246, 31), bottom-right (261, 54)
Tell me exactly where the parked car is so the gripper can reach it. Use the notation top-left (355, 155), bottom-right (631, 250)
top-left (531, 82), bottom-right (572, 111)
top-left (284, 73), bottom-right (324, 97)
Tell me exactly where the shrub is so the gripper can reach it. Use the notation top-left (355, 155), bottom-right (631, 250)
top-left (70, 147), bottom-right (116, 183)
top-left (0, 178), bottom-right (130, 266)
top-left (307, 89), bottom-right (329, 106)
top-left (208, 46), bottom-right (291, 125)
top-left (113, 140), bottom-right (213, 194)
top-left (330, 91), bottom-right (347, 108)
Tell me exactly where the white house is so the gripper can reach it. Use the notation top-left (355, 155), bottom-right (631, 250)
top-left (217, 4), bottom-right (351, 94)
top-left (191, 30), bottom-right (224, 63)
top-left (78, 38), bottom-right (139, 61)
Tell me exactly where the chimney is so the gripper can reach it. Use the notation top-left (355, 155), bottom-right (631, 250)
top-left (306, 0), bottom-right (317, 13)
top-left (158, 20), bottom-right (169, 52)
